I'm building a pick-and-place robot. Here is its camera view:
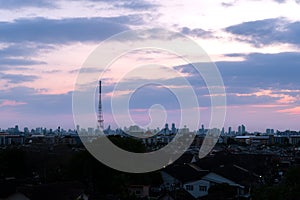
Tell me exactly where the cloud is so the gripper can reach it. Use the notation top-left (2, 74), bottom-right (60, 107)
top-left (173, 52), bottom-right (300, 107)
top-left (0, 59), bottom-right (45, 69)
top-left (0, 43), bottom-right (52, 70)
top-left (235, 89), bottom-right (298, 104)
top-left (85, 0), bottom-right (158, 10)
top-left (278, 106), bottom-right (300, 114)
top-left (221, 1), bottom-right (238, 7)
top-left (273, 0), bottom-right (286, 3)
top-left (0, 44), bottom-right (48, 70)
top-left (225, 18), bottom-right (300, 47)
top-left (0, 16), bottom-right (136, 44)
top-left (0, 0), bottom-right (56, 9)
top-left (68, 67), bottom-right (101, 74)
top-left (0, 87), bottom-right (73, 115)
top-left (114, 0), bottom-right (158, 10)
top-left (180, 27), bottom-right (213, 38)
top-left (0, 0), bottom-right (158, 11)
top-left (221, 0), bottom-right (299, 8)
top-left (217, 52), bottom-right (300, 88)
top-left (0, 43), bottom-right (54, 57)
top-left (0, 99), bottom-right (26, 107)
top-left (0, 73), bottom-right (38, 83)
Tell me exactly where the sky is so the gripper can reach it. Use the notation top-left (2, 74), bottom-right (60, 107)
top-left (0, 0), bottom-right (300, 132)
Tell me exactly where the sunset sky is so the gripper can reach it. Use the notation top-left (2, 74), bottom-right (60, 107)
top-left (0, 0), bottom-right (300, 132)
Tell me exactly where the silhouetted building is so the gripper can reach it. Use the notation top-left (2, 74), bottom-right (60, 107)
top-left (238, 125), bottom-right (246, 134)
top-left (171, 123), bottom-right (177, 134)
top-left (228, 127), bottom-right (232, 135)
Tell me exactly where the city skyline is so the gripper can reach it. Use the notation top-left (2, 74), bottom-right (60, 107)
top-left (1, 0), bottom-right (300, 132)
top-left (0, 122), bottom-right (296, 135)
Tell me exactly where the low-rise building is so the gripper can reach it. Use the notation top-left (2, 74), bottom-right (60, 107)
top-left (289, 135), bottom-right (300, 145)
top-left (0, 133), bottom-right (25, 145)
top-left (128, 185), bottom-right (150, 198)
top-left (161, 163), bottom-right (247, 199)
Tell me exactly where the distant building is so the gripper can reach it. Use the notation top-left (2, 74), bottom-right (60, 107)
top-left (197, 124), bottom-right (205, 135)
top-left (238, 125), bottom-right (246, 135)
top-left (235, 136), bottom-right (251, 144)
top-left (0, 133), bottom-right (25, 145)
top-left (37, 127), bottom-right (43, 134)
top-left (273, 135), bottom-right (289, 145)
top-left (128, 125), bottom-right (144, 136)
top-left (251, 136), bottom-right (269, 145)
top-left (171, 123), bottom-right (177, 134)
top-left (162, 123), bottom-right (171, 135)
top-left (289, 135), bottom-right (300, 145)
top-left (87, 127), bottom-right (94, 135)
top-left (242, 125), bottom-right (246, 134)
top-left (221, 127), bottom-right (225, 135)
top-left (14, 125), bottom-right (19, 133)
top-left (24, 127), bottom-right (29, 134)
top-left (235, 135), bottom-right (270, 145)
top-left (228, 127), bottom-right (232, 135)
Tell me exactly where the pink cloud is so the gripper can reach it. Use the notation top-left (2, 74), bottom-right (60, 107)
top-left (0, 100), bottom-right (27, 107)
top-left (249, 104), bottom-right (287, 108)
top-left (277, 106), bottom-right (300, 115)
top-left (236, 89), bottom-right (297, 104)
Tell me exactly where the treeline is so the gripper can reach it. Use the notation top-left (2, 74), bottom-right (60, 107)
top-left (0, 136), bottom-right (162, 199)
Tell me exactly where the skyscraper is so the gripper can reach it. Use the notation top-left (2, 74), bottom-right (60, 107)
top-left (228, 127), bottom-right (232, 135)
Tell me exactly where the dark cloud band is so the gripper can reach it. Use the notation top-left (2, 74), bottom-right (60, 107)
top-left (225, 18), bottom-right (300, 47)
top-left (0, 17), bottom-right (134, 44)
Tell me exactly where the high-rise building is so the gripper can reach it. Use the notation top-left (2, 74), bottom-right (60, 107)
top-left (221, 127), bottom-right (225, 135)
top-left (238, 124), bottom-right (246, 134)
top-left (15, 125), bottom-right (19, 133)
top-left (24, 127), bottom-right (29, 134)
top-left (266, 128), bottom-right (274, 134)
top-left (88, 127), bottom-right (94, 135)
top-left (242, 125), bottom-right (246, 134)
top-left (164, 123), bottom-right (170, 134)
top-left (238, 126), bottom-right (241, 134)
top-left (36, 127), bottom-right (42, 134)
top-left (171, 123), bottom-right (177, 134)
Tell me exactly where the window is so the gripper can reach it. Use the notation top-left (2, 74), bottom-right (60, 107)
top-left (186, 185), bottom-right (194, 191)
top-left (199, 185), bottom-right (207, 192)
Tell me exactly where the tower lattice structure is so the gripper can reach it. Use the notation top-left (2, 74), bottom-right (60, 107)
top-left (98, 80), bottom-right (104, 129)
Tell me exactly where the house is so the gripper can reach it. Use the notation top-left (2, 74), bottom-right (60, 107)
top-left (161, 164), bottom-right (208, 188)
top-left (128, 185), bottom-right (150, 198)
top-left (161, 151), bottom-right (267, 199)
top-left (161, 162), bottom-right (247, 199)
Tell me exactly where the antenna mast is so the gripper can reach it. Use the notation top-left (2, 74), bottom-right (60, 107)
top-left (98, 80), bottom-right (104, 129)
